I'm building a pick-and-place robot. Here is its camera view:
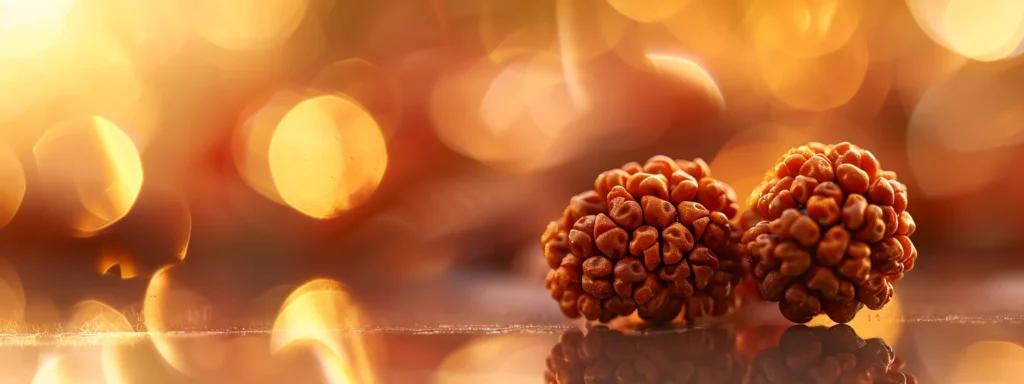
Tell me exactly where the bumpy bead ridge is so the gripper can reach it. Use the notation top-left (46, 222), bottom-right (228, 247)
top-left (543, 156), bottom-right (743, 324)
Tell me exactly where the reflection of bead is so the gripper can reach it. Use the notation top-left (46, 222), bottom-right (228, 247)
top-left (741, 142), bottom-right (918, 324)
top-left (541, 156), bottom-right (744, 324)
top-left (545, 326), bottom-right (745, 384)
top-left (747, 325), bottom-right (915, 384)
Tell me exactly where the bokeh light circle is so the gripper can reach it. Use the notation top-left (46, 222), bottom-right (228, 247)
top-left (268, 94), bottom-right (389, 219)
top-left (33, 116), bottom-right (144, 236)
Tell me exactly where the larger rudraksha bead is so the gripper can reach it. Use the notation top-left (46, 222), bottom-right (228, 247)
top-left (740, 143), bottom-right (918, 323)
top-left (542, 156), bottom-right (743, 324)
top-left (544, 326), bottom-right (745, 384)
top-left (747, 325), bottom-right (916, 384)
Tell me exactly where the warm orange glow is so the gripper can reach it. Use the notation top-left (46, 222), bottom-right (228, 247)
top-left (908, 0), bottom-right (1024, 61)
top-left (268, 94), bottom-right (388, 219)
top-left (311, 59), bottom-right (402, 140)
top-left (645, 53), bottom-right (724, 109)
top-left (183, 0), bottom-right (311, 51)
top-left (0, 0), bottom-right (76, 58)
top-left (0, 144), bottom-right (25, 229)
top-left (607, 0), bottom-right (685, 23)
top-left (97, 248), bottom-right (138, 279)
top-left (271, 278), bottom-right (375, 384)
top-left (808, 292), bottom-right (904, 346)
top-left (756, 35), bottom-right (869, 111)
top-left (33, 116), bottom-right (144, 236)
top-left (0, 260), bottom-right (25, 327)
top-left (906, 66), bottom-right (1023, 197)
top-left (430, 55), bottom-right (592, 173)
top-left (952, 341), bottom-right (1024, 383)
top-left (479, 0), bottom-right (626, 64)
top-left (30, 357), bottom-right (65, 384)
top-left (143, 266), bottom-right (224, 377)
top-left (435, 334), bottom-right (555, 383)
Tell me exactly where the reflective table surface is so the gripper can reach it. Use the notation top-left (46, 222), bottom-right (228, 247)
top-left (1, 270), bottom-right (1021, 384)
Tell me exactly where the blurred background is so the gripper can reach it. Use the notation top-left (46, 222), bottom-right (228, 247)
top-left (1, 0), bottom-right (1023, 382)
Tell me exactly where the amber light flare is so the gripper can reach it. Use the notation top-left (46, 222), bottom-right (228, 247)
top-left (33, 116), bottom-right (144, 236)
top-left (271, 278), bottom-right (376, 384)
top-left (267, 94), bottom-right (389, 219)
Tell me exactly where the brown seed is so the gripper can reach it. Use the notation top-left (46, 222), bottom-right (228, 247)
top-left (595, 168), bottom-right (629, 198)
top-left (691, 216), bottom-right (710, 241)
top-left (614, 257), bottom-right (647, 283)
top-left (628, 225), bottom-right (658, 256)
top-left (769, 190), bottom-right (798, 219)
top-left (770, 209), bottom-right (802, 238)
top-left (542, 229), bottom-right (569, 269)
top-left (760, 270), bottom-right (789, 301)
top-left (749, 233), bottom-right (777, 261)
top-left (577, 294), bottom-right (602, 320)
top-left (800, 154), bottom-right (836, 182)
top-left (871, 237), bottom-right (904, 262)
top-left (643, 155), bottom-right (678, 179)
top-left (868, 177), bottom-right (895, 206)
top-left (677, 158), bottom-right (712, 180)
top-left (774, 241), bottom-right (812, 276)
top-left (595, 227), bottom-right (628, 259)
top-left (677, 201), bottom-right (709, 226)
top-left (669, 176), bottom-right (699, 205)
top-left (658, 263), bottom-right (694, 297)
top-left (661, 222), bottom-right (694, 265)
top-left (621, 161), bottom-right (643, 174)
top-left (806, 267), bottom-right (840, 300)
top-left (837, 258), bottom-right (870, 284)
top-left (856, 205), bottom-right (886, 242)
top-left (782, 154), bottom-right (808, 178)
top-left (701, 222), bottom-right (730, 249)
top-left (781, 284), bottom-right (822, 323)
top-left (633, 274), bottom-right (662, 305)
top-left (603, 296), bottom-right (636, 316)
top-left (609, 196), bottom-right (643, 232)
top-left (689, 245), bottom-right (720, 269)
top-left (847, 241), bottom-right (871, 260)
top-left (696, 178), bottom-right (728, 213)
top-left (812, 182), bottom-right (844, 209)
top-left (626, 172), bottom-right (670, 200)
top-left (836, 163), bottom-right (870, 194)
top-left (606, 185), bottom-right (633, 203)
top-left (569, 190), bottom-right (607, 223)
top-left (559, 290), bottom-right (581, 318)
top-left (881, 205), bottom-right (898, 238)
top-left (568, 228), bottom-right (595, 259)
top-left (582, 256), bottom-right (613, 277)
top-left (807, 195), bottom-right (841, 226)
top-left (789, 215), bottom-right (821, 247)
top-left (790, 175), bottom-right (820, 205)
top-left (582, 276), bottom-right (613, 298)
top-left (841, 194), bottom-right (868, 230)
top-left (816, 227), bottom-right (850, 266)
top-left (642, 246), bottom-right (661, 271)
top-left (896, 211), bottom-right (916, 236)
top-left (641, 195), bottom-right (677, 228)
top-left (824, 300), bottom-right (862, 324)
top-left (692, 265), bottom-right (715, 290)
top-left (858, 273), bottom-right (892, 310)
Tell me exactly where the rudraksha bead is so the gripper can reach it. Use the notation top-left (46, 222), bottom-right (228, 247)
top-left (740, 143), bottom-right (918, 323)
top-left (544, 326), bottom-right (745, 384)
top-left (542, 156), bottom-right (743, 324)
top-left (747, 325), bottom-right (915, 384)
